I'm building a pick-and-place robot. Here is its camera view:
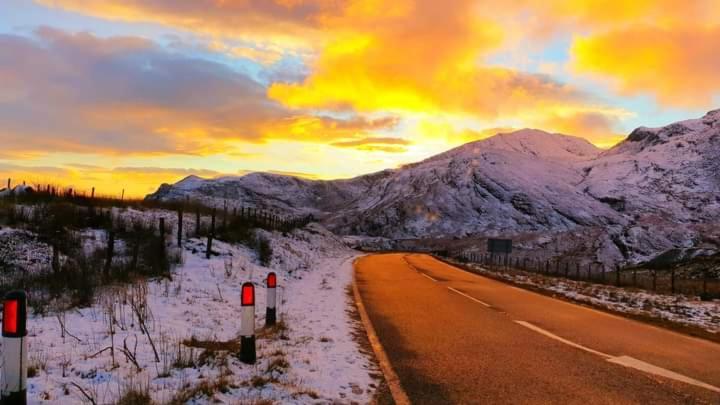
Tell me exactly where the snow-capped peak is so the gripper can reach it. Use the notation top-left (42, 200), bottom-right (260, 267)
top-left (427, 128), bottom-right (600, 164)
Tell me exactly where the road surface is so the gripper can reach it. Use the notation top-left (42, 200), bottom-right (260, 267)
top-left (354, 253), bottom-right (720, 404)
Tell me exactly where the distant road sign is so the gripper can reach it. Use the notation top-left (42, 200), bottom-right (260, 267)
top-left (487, 239), bottom-right (512, 254)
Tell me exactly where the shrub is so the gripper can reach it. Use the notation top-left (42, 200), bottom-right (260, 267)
top-left (257, 235), bottom-right (273, 266)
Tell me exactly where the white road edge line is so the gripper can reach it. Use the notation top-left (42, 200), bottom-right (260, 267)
top-left (515, 320), bottom-right (720, 394)
top-left (447, 287), bottom-right (491, 307)
top-left (420, 273), bottom-right (438, 282)
top-left (352, 256), bottom-right (412, 405)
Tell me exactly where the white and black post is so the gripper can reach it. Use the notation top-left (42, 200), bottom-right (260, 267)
top-left (266, 272), bottom-right (277, 327)
top-left (240, 282), bottom-right (256, 364)
top-left (2, 290), bottom-right (27, 405)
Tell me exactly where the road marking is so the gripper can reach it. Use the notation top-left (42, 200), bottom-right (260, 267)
top-left (447, 287), bottom-right (491, 307)
top-left (515, 320), bottom-right (720, 394)
top-left (514, 320), bottom-right (612, 358)
top-left (608, 356), bottom-right (720, 393)
top-left (420, 273), bottom-right (438, 282)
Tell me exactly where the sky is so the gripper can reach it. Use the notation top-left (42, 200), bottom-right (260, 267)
top-left (1, 0), bottom-right (719, 197)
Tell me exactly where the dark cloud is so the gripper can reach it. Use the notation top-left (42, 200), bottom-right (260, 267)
top-left (0, 28), bottom-right (396, 156)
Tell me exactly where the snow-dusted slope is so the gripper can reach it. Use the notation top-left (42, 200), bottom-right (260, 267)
top-left (147, 111), bottom-right (720, 263)
top-left (149, 128), bottom-right (618, 237)
top-left (582, 109), bottom-right (720, 221)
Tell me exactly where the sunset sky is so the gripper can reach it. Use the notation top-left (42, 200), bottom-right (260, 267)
top-left (1, 0), bottom-right (719, 196)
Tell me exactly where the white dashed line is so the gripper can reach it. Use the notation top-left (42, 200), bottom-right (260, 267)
top-left (514, 320), bottom-right (611, 358)
top-left (608, 356), bottom-right (720, 393)
top-left (447, 287), bottom-right (491, 307)
top-left (420, 273), bottom-right (438, 282)
top-left (515, 320), bottom-right (720, 394)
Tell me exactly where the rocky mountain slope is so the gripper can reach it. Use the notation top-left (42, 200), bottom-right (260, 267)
top-left (147, 110), bottom-right (720, 265)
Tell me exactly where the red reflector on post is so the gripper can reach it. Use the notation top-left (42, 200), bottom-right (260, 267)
top-left (3, 299), bottom-right (18, 335)
top-left (241, 283), bottom-right (255, 306)
top-left (267, 272), bottom-right (277, 288)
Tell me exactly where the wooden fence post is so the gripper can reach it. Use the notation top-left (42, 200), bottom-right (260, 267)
top-left (177, 208), bottom-right (183, 247)
top-left (159, 217), bottom-right (166, 254)
top-left (587, 263), bottom-right (592, 280)
top-left (671, 267), bottom-right (676, 294)
top-left (195, 207), bottom-right (201, 237)
top-left (652, 269), bottom-right (657, 291)
top-left (52, 240), bottom-right (60, 274)
top-left (633, 268), bottom-right (637, 287)
top-left (206, 209), bottom-right (216, 259)
top-left (105, 229), bottom-right (115, 277)
top-left (615, 264), bottom-right (621, 287)
top-left (222, 200), bottom-right (228, 230)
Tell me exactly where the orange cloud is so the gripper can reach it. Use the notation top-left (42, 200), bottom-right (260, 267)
top-left (572, 26), bottom-right (720, 108)
top-left (268, 0), bottom-right (593, 120)
top-left (530, 110), bottom-right (626, 148)
top-left (0, 163), bottom-right (226, 198)
top-left (331, 137), bottom-right (411, 153)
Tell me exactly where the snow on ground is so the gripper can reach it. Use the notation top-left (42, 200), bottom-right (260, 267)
top-left (456, 261), bottom-right (720, 334)
top-left (4, 222), bottom-right (379, 404)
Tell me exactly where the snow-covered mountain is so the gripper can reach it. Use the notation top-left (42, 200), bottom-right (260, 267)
top-left (147, 110), bottom-right (720, 264)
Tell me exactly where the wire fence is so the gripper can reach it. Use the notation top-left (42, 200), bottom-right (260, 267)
top-left (455, 252), bottom-right (720, 299)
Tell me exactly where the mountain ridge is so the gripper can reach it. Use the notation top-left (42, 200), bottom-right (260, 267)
top-left (147, 110), bottom-right (720, 265)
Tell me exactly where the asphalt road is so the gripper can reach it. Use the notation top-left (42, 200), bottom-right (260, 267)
top-left (354, 253), bottom-right (720, 404)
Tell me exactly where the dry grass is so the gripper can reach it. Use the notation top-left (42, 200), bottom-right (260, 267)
top-left (256, 320), bottom-right (288, 340)
top-left (183, 337), bottom-right (241, 352)
top-left (165, 374), bottom-right (235, 405)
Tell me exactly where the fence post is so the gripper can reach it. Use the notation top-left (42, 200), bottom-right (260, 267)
top-left (52, 232), bottom-right (60, 274)
top-left (222, 200), bottom-right (228, 231)
top-left (633, 268), bottom-right (637, 287)
top-left (671, 267), bottom-right (676, 294)
top-left (105, 229), bottom-right (115, 277)
top-left (564, 262), bottom-right (569, 278)
top-left (575, 263), bottom-right (580, 280)
top-left (615, 264), bottom-right (621, 287)
top-left (195, 207), bottom-right (201, 237)
top-left (2, 290), bottom-right (28, 404)
top-left (159, 218), bottom-right (166, 254)
top-left (652, 269), bottom-right (657, 291)
top-left (177, 208), bottom-right (183, 247)
top-left (206, 209), bottom-right (216, 259)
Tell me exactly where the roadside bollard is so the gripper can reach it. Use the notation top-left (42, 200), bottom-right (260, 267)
top-left (2, 291), bottom-right (27, 405)
top-left (266, 272), bottom-right (277, 327)
top-left (240, 282), bottom-right (256, 364)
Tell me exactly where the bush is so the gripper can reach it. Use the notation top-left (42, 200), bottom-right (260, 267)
top-left (257, 236), bottom-right (272, 266)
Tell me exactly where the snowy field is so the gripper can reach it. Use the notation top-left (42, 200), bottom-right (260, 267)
top-left (456, 261), bottom-right (720, 335)
top-left (0, 220), bottom-right (380, 404)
